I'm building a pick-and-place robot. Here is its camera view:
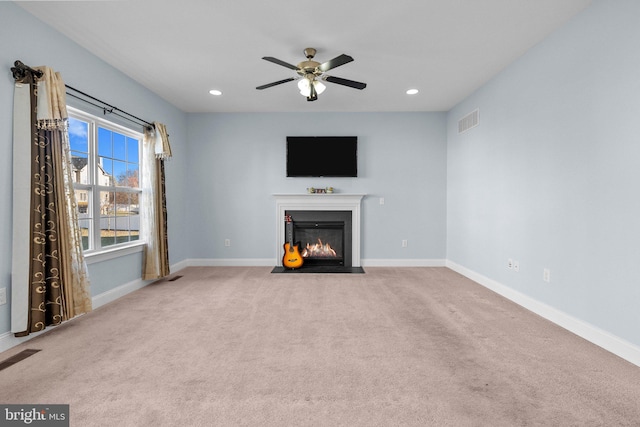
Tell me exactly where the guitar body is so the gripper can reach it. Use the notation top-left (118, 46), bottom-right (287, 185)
top-left (283, 242), bottom-right (304, 269)
top-left (283, 215), bottom-right (304, 269)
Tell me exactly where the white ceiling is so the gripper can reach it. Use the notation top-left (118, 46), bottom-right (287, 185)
top-left (17, 0), bottom-right (592, 113)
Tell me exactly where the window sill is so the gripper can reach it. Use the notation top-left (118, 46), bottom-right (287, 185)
top-left (84, 242), bottom-right (145, 265)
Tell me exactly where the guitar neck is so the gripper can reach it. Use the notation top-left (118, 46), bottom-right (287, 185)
top-left (285, 220), bottom-right (294, 245)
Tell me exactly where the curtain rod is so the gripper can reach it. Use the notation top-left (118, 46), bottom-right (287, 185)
top-left (64, 85), bottom-right (154, 130)
top-left (11, 60), bottom-right (154, 131)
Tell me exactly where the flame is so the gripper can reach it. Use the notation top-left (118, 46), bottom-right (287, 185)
top-left (302, 238), bottom-right (337, 258)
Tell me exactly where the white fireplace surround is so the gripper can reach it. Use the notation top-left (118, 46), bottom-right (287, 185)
top-left (274, 194), bottom-right (365, 267)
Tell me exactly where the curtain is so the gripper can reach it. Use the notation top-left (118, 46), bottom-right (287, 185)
top-left (11, 65), bottom-right (92, 337)
top-left (141, 122), bottom-right (172, 280)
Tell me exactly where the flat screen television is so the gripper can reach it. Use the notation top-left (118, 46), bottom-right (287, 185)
top-left (286, 136), bottom-right (358, 177)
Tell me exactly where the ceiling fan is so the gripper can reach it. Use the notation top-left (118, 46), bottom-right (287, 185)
top-left (256, 48), bottom-right (367, 101)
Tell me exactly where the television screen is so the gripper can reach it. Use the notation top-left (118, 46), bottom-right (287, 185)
top-left (286, 136), bottom-right (357, 177)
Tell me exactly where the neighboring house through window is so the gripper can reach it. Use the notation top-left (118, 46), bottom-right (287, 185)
top-left (68, 107), bottom-right (142, 253)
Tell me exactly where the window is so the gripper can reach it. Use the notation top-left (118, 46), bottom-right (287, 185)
top-left (68, 107), bottom-right (142, 254)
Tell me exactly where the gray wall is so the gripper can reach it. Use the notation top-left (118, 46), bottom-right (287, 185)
top-left (185, 112), bottom-right (448, 262)
top-left (446, 0), bottom-right (640, 347)
top-left (0, 2), bottom-right (189, 336)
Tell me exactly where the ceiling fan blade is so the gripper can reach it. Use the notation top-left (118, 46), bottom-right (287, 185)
top-left (256, 77), bottom-right (296, 90)
top-left (262, 56), bottom-right (299, 70)
top-left (318, 54), bottom-right (354, 72)
top-left (323, 75), bottom-right (367, 90)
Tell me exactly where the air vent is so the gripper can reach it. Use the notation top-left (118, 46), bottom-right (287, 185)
top-left (458, 108), bottom-right (479, 134)
top-left (0, 349), bottom-right (41, 371)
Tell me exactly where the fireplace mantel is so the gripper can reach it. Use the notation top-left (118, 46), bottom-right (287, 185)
top-left (274, 194), bottom-right (365, 267)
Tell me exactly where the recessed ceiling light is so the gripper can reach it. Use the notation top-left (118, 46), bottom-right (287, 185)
top-left (406, 89), bottom-right (419, 95)
top-left (209, 89), bottom-right (223, 96)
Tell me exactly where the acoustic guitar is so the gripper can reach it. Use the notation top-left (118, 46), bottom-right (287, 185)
top-left (283, 215), bottom-right (304, 269)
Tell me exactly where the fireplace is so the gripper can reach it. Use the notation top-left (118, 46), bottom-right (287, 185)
top-left (286, 210), bottom-right (352, 267)
top-left (273, 193), bottom-right (365, 271)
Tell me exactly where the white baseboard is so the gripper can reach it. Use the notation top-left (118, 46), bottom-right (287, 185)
top-left (362, 259), bottom-right (447, 267)
top-left (184, 258), bottom-right (274, 267)
top-left (91, 278), bottom-right (149, 309)
top-left (169, 258), bottom-right (190, 273)
top-left (180, 258), bottom-right (447, 268)
top-left (93, 256), bottom-right (194, 308)
top-left (0, 329), bottom-right (49, 354)
top-left (446, 260), bottom-right (640, 367)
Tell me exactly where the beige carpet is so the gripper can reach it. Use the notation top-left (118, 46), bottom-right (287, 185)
top-left (1, 267), bottom-right (639, 426)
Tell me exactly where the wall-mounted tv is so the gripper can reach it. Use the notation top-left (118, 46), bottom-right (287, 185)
top-left (286, 136), bottom-right (358, 177)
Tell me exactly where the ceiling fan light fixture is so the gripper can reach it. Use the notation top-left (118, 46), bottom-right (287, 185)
top-left (314, 80), bottom-right (326, 94)
top-left (298, 78), bottom-right (326, 97)
top-left (297, 78), bottom-right (310, 96)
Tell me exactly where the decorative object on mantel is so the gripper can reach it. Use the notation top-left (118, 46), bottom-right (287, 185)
top-left (307, 187), bottom-right (334, 194)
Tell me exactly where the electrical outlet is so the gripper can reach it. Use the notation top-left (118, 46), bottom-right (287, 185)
top-left (379, 197), bottom-right (385, 205)
top-left (224, 239), bottom-right (231, 247)
top-left (543, 268), bottom-right (551, 283)
top-left (401, 239), bottom-right (408, 248)
top-left (514, 261), bottom-right (520, 272)
top-left (0, 287), bottom-right (6, 306)
top-left (508, 259), bottom-right (513, 269)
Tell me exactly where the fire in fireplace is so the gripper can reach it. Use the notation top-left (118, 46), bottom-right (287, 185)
top-left (303, 239), bottom-right (337, 258)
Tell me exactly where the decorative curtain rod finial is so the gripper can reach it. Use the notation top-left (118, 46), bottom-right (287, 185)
top-left (11, 60), bottom-right (44, 81)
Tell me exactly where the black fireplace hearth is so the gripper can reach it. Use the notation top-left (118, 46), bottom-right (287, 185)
top-left (271, 265), bottom-right (365, 273)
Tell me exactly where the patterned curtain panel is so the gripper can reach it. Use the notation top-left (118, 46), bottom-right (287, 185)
top-left (11, 65), bottom-right (92, 337)
top-left (141, 124), bottom-right (172, 280)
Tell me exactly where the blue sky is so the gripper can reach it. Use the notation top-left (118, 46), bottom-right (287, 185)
top-left (68, 116), bottom-right (139, 182)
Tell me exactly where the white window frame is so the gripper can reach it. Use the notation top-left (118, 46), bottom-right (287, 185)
top-left (67, 106), bottom-right (145, 263)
